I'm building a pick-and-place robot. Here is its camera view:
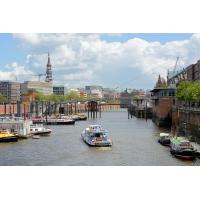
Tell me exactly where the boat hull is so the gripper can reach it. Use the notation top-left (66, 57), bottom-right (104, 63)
top-left (32, 130), bottom-right (51, 136)
top-left (79, 117), bottom-right (87, 121)
top-left (45, 121), bottom-right (75, 125)
top-left (158, 139), bottom-right (170, 146)
top-left (0, 136), bottom-right (18, 143)
top-left (170, 149), bottom-right (196, 160)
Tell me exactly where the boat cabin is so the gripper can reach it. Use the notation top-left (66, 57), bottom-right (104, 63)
top-left (171, 137), bottom-right (193, 149)
top-left (159, 133), bottom-right (170, 139)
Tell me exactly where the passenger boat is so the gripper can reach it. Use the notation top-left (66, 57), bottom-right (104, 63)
top-left (32, 116), bottom-right (75, 125)
top-left (45, 118), bottom-right (75, 125)
top-left (81, 125), bottom-right (112, 147)
top-left (30, 124), bottom-right (51, 136)
top-left (63, 114), bottom-right (87, 121)
top-left (0, 129), bottom-right (18, 142)
top-left (170, 137), bottom-right (196, 160)
top-left (158, 133), bottom-right (171, 146)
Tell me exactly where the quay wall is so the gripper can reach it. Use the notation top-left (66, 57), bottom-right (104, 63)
top-left (172, 108), bottom-right (200, 143)
top-left (129, 106), bottom-right (152, 118)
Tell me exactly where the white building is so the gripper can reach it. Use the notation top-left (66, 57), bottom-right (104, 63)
top-left (85, 85), bottom-right (103, 98)
top-left (21, 81), bottom-right (53, 95)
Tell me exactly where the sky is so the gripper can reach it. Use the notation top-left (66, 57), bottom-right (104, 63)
top-left (1, 33), bottom-right (200, 91)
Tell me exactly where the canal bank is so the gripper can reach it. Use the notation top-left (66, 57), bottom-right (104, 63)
top-left (0, 111), bottom-right (199, 166)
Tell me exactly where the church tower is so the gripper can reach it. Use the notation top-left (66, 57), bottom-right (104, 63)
top-left (45, 53), bottom-right (53, 82)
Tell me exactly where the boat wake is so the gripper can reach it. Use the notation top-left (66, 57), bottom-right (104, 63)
top-left (95, 146), bottom-right (112, 151)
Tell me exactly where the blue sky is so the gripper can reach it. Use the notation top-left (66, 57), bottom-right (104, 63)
top-left (0, 33), bottom-right (199, 90)
top-left (101, 33), bottom-right (192, 43)
top-left (0, 34), bottom-right (26, 66)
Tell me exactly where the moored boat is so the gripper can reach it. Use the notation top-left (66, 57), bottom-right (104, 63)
top-left (30, 124), bottom-right (51, 136)
top-left (158, 133), bottom-right (171, 146)
top-left (170, 137), bottom-right (196, 160)
top-left (63, 114), bottom-right (87, 121)
top-left (45, 118), bottom-right (75, 125)
top-left (0, 129), bottom-right (18, 143)
top-left (77, 114), bottom-right (87, 120)
top-left (81, 125), bottom-right (112, 147)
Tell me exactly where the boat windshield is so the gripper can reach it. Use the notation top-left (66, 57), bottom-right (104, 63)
top-left (94, 133), bottom-right (106, 138)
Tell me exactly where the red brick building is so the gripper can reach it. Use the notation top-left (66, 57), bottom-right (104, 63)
top-left (186, 60), bottom-right (200, 81)
top-left (151, 87), bottom-right (175, 127)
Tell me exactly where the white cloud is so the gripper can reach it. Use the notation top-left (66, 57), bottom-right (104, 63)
top-left (64, 70), bottom-right (93, 81)
top-left (0, 62), bottom-right (34, 81)
top-left (11, 33), bottom-right (200, 89)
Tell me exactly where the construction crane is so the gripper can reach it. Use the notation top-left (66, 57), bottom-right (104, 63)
top-left (173, 56), bottom-right (179, 75)
top-left (31, 73), bottom-right (46, 81)
top-left (170, 57), bottom-right (179, 84)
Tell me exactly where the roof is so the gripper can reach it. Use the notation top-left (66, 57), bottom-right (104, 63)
top-left (86, 125), bottom-right (108, 134)
top-left (160, 133), bottom-right (170, 137)
top-left (150, 87), bottom-right (175, 93)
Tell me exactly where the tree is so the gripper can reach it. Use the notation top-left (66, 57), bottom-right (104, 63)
top-left (0, 95), bottom-right (8, 103)
top-left (64, 91), bottom-right (80, 101)
top-left (176, 81), bottom-right (200, 102)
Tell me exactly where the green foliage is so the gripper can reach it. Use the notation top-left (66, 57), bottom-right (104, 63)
top-left (0, 94), bottom-right (8, 103)
top-left (132, 96), bottom-right (140, 101)
top-left (35, 91), bottom-right (85, 102)
top-left (64, 91), bottom-right (80, 101)
top-left (35, 91), bottom-right (119, 103)
top-left (176, 81), bottom-right (200, 102)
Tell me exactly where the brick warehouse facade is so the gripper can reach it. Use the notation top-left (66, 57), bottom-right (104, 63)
top-left (0, 103), bottom-right (30, 116)
top-left (151, 87), bottom-right (175, 127)
top-left (186, 60), bottom-right (200, 81)
top-left (151, 58), bottom-right (200, 142)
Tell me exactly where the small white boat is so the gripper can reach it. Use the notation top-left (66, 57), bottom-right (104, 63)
top-left (158, 133), bottom-right (171, 146)
top-left (81, 125), bottom-right (112, 147)
top-left (30, 124), bottom-right (51, 136)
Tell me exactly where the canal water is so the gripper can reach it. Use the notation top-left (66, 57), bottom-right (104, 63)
top-left (0, 111), bottom-right (200, 166)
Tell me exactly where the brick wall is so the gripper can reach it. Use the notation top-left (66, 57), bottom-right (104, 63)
top-left (0, 104), bottom-right (17, 115)
top-left (0, 104), bottom-right (30, 115)
top-left (153, 97), bottom-right (174, 119)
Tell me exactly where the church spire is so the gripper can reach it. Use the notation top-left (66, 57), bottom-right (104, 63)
top-left (46, 52), bottom-right (53, 82)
